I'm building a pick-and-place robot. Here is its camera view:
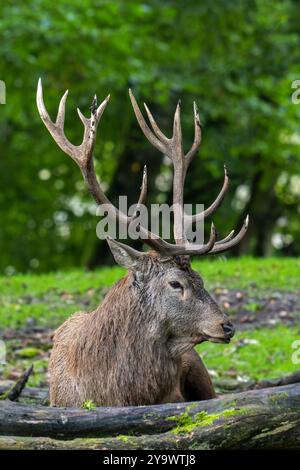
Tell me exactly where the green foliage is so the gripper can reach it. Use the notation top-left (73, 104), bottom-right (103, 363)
top-left (0, 1), bottom-right (300, 273)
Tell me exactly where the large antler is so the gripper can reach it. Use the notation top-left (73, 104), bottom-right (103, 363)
top-left (37, 79), bottom-right (173, 254)
top-left (129, 91), bottom-right (249, 255)
top-left (36, 79), bottom-right (248, 256)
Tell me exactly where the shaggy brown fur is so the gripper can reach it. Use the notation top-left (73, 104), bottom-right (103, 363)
top-left (49, 253), bottom-right (232, 407)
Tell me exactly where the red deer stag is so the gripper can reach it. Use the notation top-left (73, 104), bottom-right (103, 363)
top-left (37, 79), bottom-right (248, 407)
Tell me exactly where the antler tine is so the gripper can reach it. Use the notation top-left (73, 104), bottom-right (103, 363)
top-left (131, 165), bottom-right (148, 220)
top-left (172, 100), bottom-right (183, 158)
top-left (55, 89), bottom-right (68, 127)
top-left (77, 107), bottom-right (89, 126)
top-left (37, 78), bottom-right (77, 161)
top-left (137, 164), bottom-right (148, 206)
top-left (185, 101), bottom-right (202, 165)
top-left (208, 215), bottom-right (249, 254)
top-left (187, 165), bottom-right (230, 224)
top-left (167, 222), bottom-right (216, 256)
top-left (214, 229), bottom-right (235, 245)
top-left (142, 98), bottom-right (201, 166)
top-left (37, 78), bottom-right (111, 168)
top-left (182, 221), bottom-right (216, 255)
top-left (129, 89), bottom-right (167, 155)
top-left (143, 103), bottom-right (170, 145)
top-left (144, 222), bottom-right (217, 256)
top-left (77, 93), bottom-right (111, 167)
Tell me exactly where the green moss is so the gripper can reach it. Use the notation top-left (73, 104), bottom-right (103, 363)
top-left (269, 392), bottom-right (289, 404)
top-left (15, 348), bottom-right (41, 358)
top-left (143, 412), bottom-right (159, 419)
top-left (117, 435), bottom-right (130, 443)
top-left (225, 400), bottom-right (238, 407)
top-left (168, 407), bottom-right (250, 434)
top-left (0, 389), bottom-right (10, 400)
top-left (81, 400), bottom-right (96, 411)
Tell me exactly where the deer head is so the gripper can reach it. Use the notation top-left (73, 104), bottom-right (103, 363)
top-left (37, 79), bottom-right (248, 350)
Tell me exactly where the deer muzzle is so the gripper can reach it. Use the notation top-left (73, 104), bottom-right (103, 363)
top-left (201, 319), bottom-right (235, 344)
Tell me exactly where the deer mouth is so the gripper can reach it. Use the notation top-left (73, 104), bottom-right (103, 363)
top-left (197, 333), bottom-right (232, 344)
top-left (190, 334), bottom-right (231, 345)
top-left (207, 336), bottom-right (231, 344)
top-left (201, 323), bottom-right (235, 344)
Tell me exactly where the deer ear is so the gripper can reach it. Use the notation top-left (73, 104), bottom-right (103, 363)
top-left (106, 237), bottom-right (144, 270)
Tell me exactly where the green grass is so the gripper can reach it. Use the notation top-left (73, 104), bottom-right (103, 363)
top-left (196, 325), bottom-right (300, 381)
top-left (0, 268), bottom-right (122, 298)
top-left (193, 256), bottom-right (300, 290)
top-left (0, 257), bottom-right (299, 329)
top-left (1, 257), bottom-right (299, 296)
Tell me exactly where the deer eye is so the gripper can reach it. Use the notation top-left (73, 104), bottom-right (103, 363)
top-left (169, 281), bottom-right (183, 291)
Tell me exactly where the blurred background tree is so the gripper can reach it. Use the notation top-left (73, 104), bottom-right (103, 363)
top-left (0, 0), bottom-right (299, 274)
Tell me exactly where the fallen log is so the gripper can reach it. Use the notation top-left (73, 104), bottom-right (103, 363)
top-left (253, 370), bottom-right (300, 389)
top-left (0, 383), bottom-right (299, 450)
top-left (0, 386), bottom-right (300, 449)
top-left (215, 370), bottom-right (300, 393)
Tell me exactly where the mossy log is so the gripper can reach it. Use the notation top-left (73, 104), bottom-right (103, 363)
top-left (0, 383), bottom-right (300, 449)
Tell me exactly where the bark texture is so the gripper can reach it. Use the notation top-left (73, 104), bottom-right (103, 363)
top-left (0, 383), bottom-right (299, 449)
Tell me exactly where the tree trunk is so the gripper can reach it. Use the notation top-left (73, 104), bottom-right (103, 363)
top-left (0, 383), bottom-right (300, 449)
top-left (235, 167), bottom-right (281, 256)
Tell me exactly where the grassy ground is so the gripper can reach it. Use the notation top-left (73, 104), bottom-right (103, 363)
top-left (0, 257), bottom-right (299, 389)
top-left (0, 256), bottom-right (299, 329)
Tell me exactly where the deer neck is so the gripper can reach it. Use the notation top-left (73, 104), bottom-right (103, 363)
top-left (86, 273), bottom-right (181, 404)
top-left (93, 273), bottom-right (171, 352)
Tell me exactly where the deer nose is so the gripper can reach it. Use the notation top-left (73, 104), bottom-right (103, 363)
top-left (221, 322), bottom-right (235, 338)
